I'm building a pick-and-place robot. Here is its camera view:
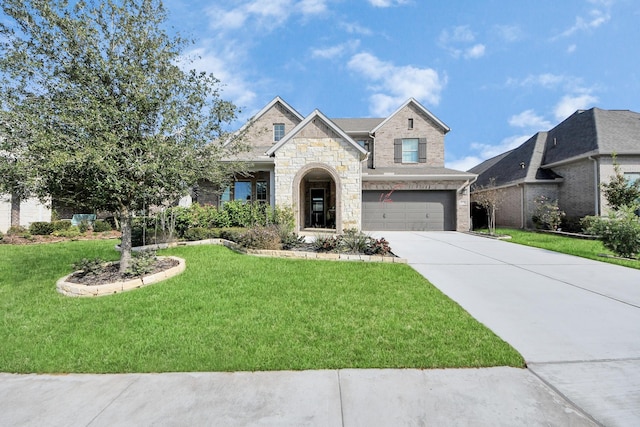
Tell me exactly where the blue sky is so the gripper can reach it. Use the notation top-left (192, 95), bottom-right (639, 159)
top-left (172, 0), bottom-right (637, 170)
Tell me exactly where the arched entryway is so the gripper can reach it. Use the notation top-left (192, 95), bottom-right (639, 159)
top-left (293, 164), bottom-right (341, 231)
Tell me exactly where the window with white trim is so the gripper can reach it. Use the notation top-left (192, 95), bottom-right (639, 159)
top-left (273, 123), bottom-right (285, 142)
top-left (402, 138), bottom-right (419, 163)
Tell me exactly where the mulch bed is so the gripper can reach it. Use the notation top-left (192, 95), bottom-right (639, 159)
top-left (67, 257), bottom-right (180, 286)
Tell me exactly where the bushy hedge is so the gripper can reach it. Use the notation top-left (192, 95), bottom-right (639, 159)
top-left (93, 219), bottom-right (113, 232)
top-left (29, 222), bottom-right (55, 235)
top-left (584, 206), bottom-right (640, 258)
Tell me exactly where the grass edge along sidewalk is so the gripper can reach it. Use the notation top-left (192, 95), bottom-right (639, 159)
top-left (0, 240), bottom-right (523, 373)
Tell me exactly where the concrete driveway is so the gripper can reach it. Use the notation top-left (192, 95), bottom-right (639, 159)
top-left (382, 231), bottom-right (640, 427)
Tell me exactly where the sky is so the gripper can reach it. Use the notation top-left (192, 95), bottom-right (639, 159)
top-left (89, 1), bottom-right (640, 170)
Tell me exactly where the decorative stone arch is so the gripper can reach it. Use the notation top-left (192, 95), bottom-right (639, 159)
top-left (292, 163), bottom-right (343, 232)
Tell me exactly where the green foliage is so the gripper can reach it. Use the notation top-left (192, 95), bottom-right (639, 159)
top-left (52, 226), bottom-right (81, 238)
top-left (0, 0), bottom-right (249, 273)
top-left (0, 230), bottom-right (3, 241)
top-left (125, 250), bottom-right (157, 277)
top-left (6, 225), bottom-right (28, 236)
top-left (584, 206), bottom-right (640, 258)
top-left (339, 229), bottom-right (371, 253)
top-left (28, 222), bottom-right (54, 235)
top-left (78, 220), bottom-right (90, 234)
top-left (313, 234), bottom-right (341, 252)
top-left (532, 195), bottom-right (565, 230)
top-left (218, 227), bottom-right (247, 243)
top-left (92, 219), bottom-right (112, 232)
top-left (239, 225), bottom-right (282, 250)
top-left (182, 227), bottom-right (220, 241)
top-left (601, 154), bottom-right (640, 211)
top-left (51, 220), bottom-right (72, 231)
top-left (72, 258), bottom-right (105, 277)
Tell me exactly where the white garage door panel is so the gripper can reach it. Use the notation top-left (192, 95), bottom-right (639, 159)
top-left (362, 190), bottom-right (455, 231)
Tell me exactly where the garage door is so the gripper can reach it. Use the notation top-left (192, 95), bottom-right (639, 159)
top-left (362, 190), bottom-right (456, 231)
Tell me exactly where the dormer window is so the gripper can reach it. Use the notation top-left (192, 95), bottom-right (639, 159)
top-left (408, 118), bottom-right (414, 129)
top-left (273, 123), bottom-right (285, 142)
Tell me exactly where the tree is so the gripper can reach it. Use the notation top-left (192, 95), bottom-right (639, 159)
top-left (0, 0), bottom-right (247, 272)
top-left (602, 154), bottom-right (640, 211)
top-left (0, 106), bottom-right (35, 228)
top-left (472, 178), bottom-right (504, 236)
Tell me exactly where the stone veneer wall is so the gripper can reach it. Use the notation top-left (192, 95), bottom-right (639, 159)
top-left (273, 121), bottom-right (362, 231)
top-left (363, 180), bottom-right (471, 231)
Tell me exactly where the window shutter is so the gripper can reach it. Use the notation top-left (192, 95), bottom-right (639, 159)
top-left (418, 138), bottom-right (427, 163)
top-left (394, 139), bottom-right (402, 163)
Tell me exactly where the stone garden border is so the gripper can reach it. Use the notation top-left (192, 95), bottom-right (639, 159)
top-left (132, 238), bottom-right (408, 264)
top-left (56, 256), bottom-right (185, 297)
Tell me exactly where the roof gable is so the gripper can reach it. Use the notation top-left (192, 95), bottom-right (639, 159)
top-left (266, 109), bottom-right (368, 158)
top-left (371, 98), bottom-right (450, 135)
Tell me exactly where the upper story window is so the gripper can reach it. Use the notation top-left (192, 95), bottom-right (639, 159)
top-left (273, 123), bottom-right (285, 142)
top-left (408, 118), bottom-right (414, 129)
top-left (402, 138), bottom-right (419, 163)
top-left (394, 138), bottom-right (427, 164)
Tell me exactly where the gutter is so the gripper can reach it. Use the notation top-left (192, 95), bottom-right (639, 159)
top-left (588, 156), bottom-right (600, 215)
top-left (362, 173), bottom-right (477, 181)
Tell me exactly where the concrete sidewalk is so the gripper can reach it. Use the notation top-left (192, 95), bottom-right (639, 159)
top-left (381, 231), bottom-right (640, 427)
top-left (0, 368), bottom-right (595, 426)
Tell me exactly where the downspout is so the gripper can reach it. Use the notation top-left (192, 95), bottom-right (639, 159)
top-left (588, 156), bottom-right (600, 215)
top-left (368, 132), bottom-right (375, 169)
top-left (465, 176), bottom-right (478, 231)
top-left (519, 183), bottom-right (525, 229)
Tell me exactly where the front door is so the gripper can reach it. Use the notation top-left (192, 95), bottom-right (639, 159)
top-left (310, 188), bottom-right (325, 227)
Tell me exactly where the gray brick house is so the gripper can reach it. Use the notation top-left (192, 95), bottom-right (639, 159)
top-left (469, 108), bottom-right (640, 229)
top-left (198, 96), bottom-right (476, 232)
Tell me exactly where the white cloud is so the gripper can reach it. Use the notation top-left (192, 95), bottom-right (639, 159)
top-left (181, 43), bottom-right (257, 110)
top-left (509, 110), bottom-right (552, 130)
top-left (207, 0), bottom-right (327, 32)
top-left (340, 21), bottom-right (373, 36)
top-left (567, 44), bottom-right (577, 53)
top-left (347, 52), bottom-right (446, 116)
top-left (464, 44), bottom-right (486, 59)
top-left (367, 0), bottom-right (409, 7)
top-left (553, 2), bottom-right (612, 39)
top-left (553, 93), bottom-right (598, 121)
top-left (311, 40), bottom-right (360, 60)
top-left (447, 135), bottom-right (530, 171)
top-left (493, 24), bottom-right (523, 42)
top-left (439, 26), bottom-right (485, 60)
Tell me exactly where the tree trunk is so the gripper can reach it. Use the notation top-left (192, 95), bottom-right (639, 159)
top-left (119, 210), bottom-right (133, 274)
top-left (10, 191), bottom-right (21, 228)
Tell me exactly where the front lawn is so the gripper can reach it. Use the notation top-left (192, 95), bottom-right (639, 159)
top-left (0, 240), bottom-right (523, 373)
top-left (500, 228), bottom-right (640, 270)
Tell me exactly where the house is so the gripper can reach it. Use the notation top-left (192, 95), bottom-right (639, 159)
top-left (469, 107), bottom-right (640, 229)
top-left (196, 96), bottom-right (476, 233)
top-left (0, 196), bottom-right (52, 233)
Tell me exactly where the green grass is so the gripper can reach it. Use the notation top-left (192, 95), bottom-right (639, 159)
top-left (0, 240), bottom-right (523, 373)
top-left (500, 228), bottom-right (640, 270)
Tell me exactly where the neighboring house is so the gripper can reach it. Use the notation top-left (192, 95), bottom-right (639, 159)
top-left (0, 195), bottom-right (52, 233)
top-left (196, 96), bottom-right (476, 232)
top-left (469, 107), bottom-right (640, 229)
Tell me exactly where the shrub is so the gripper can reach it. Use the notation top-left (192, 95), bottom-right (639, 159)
top-left (240, 225), bottom-right (281, 250)
top-left (125, 250), bottom-right (157, 277)
top-left (93, 219), bottom-right (112, 232)
top-left (218, 227), bottom-right (247, 243)
top-left (52, 226), bottom-right (81, 238)
top-left (280, 232), bottom-right (306, 250)
top-left (0, 230), bottom-right (3, 241)
top-left (72, 258), bottom-right (105, 277)
top-left (560, 216), bottom-right (584, 233)
top-left (366, 237), bottom-right (392, 256)
top-left (584, 206), bottom-right (640, 258)
top-left (29, 222), bottom-right (54, 235)
top-left (532, 196), bottom-right (565, 230)
top-left (339, 229), bottom-right (371, 253)
top-left (183, 227), bottom-right (220, 241)
top-left (51, 220), bottom-right (72, 231)
top-left (78, 220), bottom-right (90, 233)
top-left (313, 234), bottom-right (341, 252)
top-left (6, 225), bottom-right (28, 236)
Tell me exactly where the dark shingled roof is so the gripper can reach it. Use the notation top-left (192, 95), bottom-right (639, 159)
top-left (543, 108), bottom-right (640, 165)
